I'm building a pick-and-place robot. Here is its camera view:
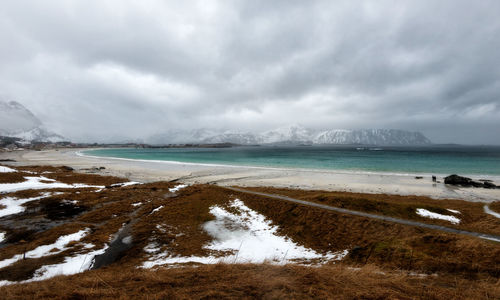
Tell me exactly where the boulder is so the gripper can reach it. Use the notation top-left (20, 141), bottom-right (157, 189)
top-left (444, 174), bottom-right (498, 189)
top-left (444, 174), bottom-right (475, 186)
top-left (483, 181), bottom-right (497, 189)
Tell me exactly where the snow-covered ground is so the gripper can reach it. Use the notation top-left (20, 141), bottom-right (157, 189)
top-left (142, 199), bottom-right (348, 268)
top-left (169, 184), bottom-right (188, 193)
top-left (29, 245), bottom-right (108, 282)
top-left (0, 229), bottom-right (112, 286)
top-left (0, 192), bottom-right (52, 218)
top-left (110, 181), bottom-right (142, 187)
top-left (0, 176), bottom-right (104, 194)
top-left (0, 232), bottom-right (5, 243)
top-left (416, 208), bottom-right (460, 224)
top-left (0, 166), bottom-right (16, 173)
top-left (0, 243), bottom-right (108, 286)
top-left (150, 205), bottom-right (164, 214)
top-left (0, 229), bottom-right (89, 269)
top-left (484, 205), bottom-right (500, 219)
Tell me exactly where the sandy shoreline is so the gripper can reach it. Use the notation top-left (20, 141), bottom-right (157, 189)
top-left (2, 148), bottom-right (500, 203)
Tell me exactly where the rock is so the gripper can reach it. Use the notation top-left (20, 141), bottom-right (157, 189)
top-left (415, 176), bottom-right (423, 179)
top-left (444, 174), bottom-right (498, 188)
top-left (432, 175), bottom-right (437, 182)
top-left (62, 166), bottom-right (74, 171)
top-left (483, 181), bottom-right (497, 189)
top-left (444, 174), bottom-right (474, 186)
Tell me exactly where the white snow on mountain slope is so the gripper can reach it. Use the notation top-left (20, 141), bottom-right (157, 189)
top-left (0, 100), bottom-right (64, 142)
top-left (313, 129), bottom-right (431, 145)
top-left (257, 124), bottom-right (313, 144)
top-left (149, 125), bottom-right (431, 146)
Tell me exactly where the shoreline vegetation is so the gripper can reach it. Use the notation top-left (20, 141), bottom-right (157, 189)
top-left (0, 152), bottom-right (499, 298)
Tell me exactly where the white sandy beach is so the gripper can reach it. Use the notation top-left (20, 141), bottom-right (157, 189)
top-left (2, 148), bottom-right (500, 203)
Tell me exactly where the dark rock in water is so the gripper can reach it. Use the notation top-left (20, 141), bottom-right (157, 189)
top-left (432, 175), bottom-right (437, 182)
top-left (444, 174), bottom-right (497, 189)
top-left (444, 174), bottom-right (474, 186)
top-left (483, 181), bottom-right (497, 189)
top-left (415, 176), bottom-right (423, 179)
top-left (62, 165), bottom-right (74, 171)
top-left (99, 166), bottom-right (106, 170)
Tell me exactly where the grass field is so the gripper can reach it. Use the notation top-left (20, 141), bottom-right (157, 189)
top-left (0, 165), bottom-right (499, 299)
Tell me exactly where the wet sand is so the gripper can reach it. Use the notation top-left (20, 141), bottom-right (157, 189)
top-left (2, 148), bottom-right (500, 203)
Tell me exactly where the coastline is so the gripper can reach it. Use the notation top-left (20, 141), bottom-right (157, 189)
top-left (3, 148), bottom-right (500, 202)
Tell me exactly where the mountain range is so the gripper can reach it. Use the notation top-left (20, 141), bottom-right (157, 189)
top-left (1, 100), bottom-right (431, 145)
top-left (0, 101), bottom-right (64, 142)
top-left (147, 125), bottom-right (432, 146)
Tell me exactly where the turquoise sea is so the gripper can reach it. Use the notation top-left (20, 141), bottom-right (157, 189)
top-left (83, 145), bottom-right (500, 176)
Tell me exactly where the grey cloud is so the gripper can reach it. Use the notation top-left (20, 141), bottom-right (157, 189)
top-left (0, 0), bottom-right (499, 144)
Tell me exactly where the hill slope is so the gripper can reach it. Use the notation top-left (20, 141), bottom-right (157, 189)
top-left (0, 101), bottom-right (64, 142)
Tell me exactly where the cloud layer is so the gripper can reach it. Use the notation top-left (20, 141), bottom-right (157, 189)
top-left (1, 0), bottom-right (499, 144)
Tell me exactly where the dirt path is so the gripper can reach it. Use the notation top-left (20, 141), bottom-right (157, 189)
top-left (226, 187), bottom-right (500, 243)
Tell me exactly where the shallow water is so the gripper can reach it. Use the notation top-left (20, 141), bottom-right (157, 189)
top-left (84, 145), bottom-right (500, 177)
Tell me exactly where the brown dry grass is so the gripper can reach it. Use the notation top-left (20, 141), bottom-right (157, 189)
top-left (0, 171), bottom-right (26, 183)
top-left (244, 186), bottom-right (500, 235)
top-left (221, 186), bottom-right (500, 277)
top-left (1, 263), bottom-right (499, 299)
top-left (491, 201), bottom-right (500, 212)
top-left (0, 165), bottom-right (499, 298)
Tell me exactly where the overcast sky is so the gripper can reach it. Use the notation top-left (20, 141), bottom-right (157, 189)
top-left (1, 0), bottom-right (499, 144)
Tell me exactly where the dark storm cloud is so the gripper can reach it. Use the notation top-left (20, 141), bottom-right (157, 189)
top-left (0, 0), bottom-right (499, 144)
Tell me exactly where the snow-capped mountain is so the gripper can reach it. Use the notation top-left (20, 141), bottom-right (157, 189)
top-left (148, 128), bottom-right (221, 144)
top-left (150, 125), bottom-right (431, 146)
top-left (257, 125), bottom-right (314, 144)
top-left (0, 100), bottom-right (65, 142)
top-left (312, 129), bottom-right (431, 145)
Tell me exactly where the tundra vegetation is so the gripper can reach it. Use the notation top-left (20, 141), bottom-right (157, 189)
top-left (0, 165), bottom-right (498, 299)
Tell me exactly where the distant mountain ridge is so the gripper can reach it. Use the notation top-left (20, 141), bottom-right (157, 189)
top-left (0, 100), bottom-right (64, 142)
top-left (148, 125), bottom-right (431, 146)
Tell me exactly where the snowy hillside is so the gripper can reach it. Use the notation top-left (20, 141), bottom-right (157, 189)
top-left (150, 125), bottom-right (431, 146)
top-left (0, 101), bottom-right (64, 142)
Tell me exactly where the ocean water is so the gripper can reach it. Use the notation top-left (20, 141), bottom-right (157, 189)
top-left (83, 145), bottom-right (500, 177)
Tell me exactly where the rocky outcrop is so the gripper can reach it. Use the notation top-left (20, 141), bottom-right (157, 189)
top-left (444, 174), bottom-right (498, 189)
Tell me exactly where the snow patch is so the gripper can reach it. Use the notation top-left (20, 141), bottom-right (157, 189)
top-left (169, 184), bottom-right (188, 193)
top-left (0, 192), bottom-right (52, 218)
top-left (151, 206), bottom-right (164, 214)
top-left (110, 181), bottom-right (142, 187)
top-left (416, 208), bottom-right (460, 224)
top-left (0, 166), bottom-right (16, 173)
top-left (142, 199), bottom-right (348, 268)
top-left (484, 205), bottom-right (500, 219)
top-left (62, 199), bottom-right (78, 205)
top-left (0, 229), bottom-right (89, 269)
top-left (0, 232), bottom-right (5, 243)
top-left (29, 245), bottom-right (108, 282)
top-left (0, 176), bottom-right (104, 194)
top-left (446, 209), bottom-right (461, 214)
top-left (144, 242), bottom-right (161, 254)
top-left (132, 202), bottom-right (143, 207)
